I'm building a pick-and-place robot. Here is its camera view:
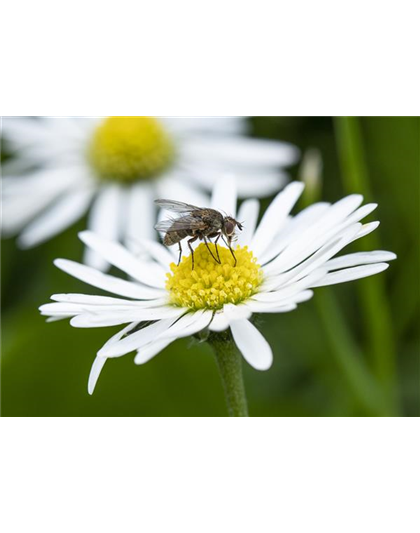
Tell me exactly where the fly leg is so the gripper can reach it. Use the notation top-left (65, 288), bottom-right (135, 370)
top-left (177, 242), bottom-right (182, 266)
top-left (208, 232), bottom-right (222, 264)
top-left (215, 234), bottom-right (221, 263)
top-left (203, 236), bottom-right (221, 264)
top-left (228, 241), bottom-right (237, 267)
top-left (187, 236), bottom-right (198, 270)
top-left (222, 235), bottom-right (237, 267)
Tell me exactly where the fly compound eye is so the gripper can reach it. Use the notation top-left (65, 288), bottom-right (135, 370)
top-left (225, 220), bottom-right (235, 235)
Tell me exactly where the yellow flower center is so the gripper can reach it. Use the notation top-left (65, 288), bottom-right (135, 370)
top-left (88, 117), bottom-right (175, 183)
top-left (166, 243), bottom-right (263, 310)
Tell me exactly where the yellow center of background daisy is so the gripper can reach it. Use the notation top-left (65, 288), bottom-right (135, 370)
top-left (166, 243), bottom-right (263, 310)
top-left (88, 117), bottom-right (175, 183)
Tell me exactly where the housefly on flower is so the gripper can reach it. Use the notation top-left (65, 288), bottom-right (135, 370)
top-left (154, 199), bottom-right (243, 269)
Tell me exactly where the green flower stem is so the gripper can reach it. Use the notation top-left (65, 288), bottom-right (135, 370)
top-left (334, 117), bottom-right (397, 403)
top-left (298, 147), bottom-right (395, 416)
top-left (208, 331), bottom-right (249, 417)
top-left (334, 116), bottom-right (374, 196)
top-left (315, 289), bottom-right (395, 416)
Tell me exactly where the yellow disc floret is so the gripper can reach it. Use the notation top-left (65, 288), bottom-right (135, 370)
top-left (166, 243), bottom-right (263, 310)
top-left (88, 116), bottom-right (175, 183)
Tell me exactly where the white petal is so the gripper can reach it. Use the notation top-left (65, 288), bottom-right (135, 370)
top-left (134, 338), bottom-right (175, 365)
top-left (245, 290), bottom-right (314, 312)
top-left (264, 224), bottom-right (362, 290)
top-left (263, 196), bottom-right (367, 276)
top-left (124, 237), bottom-right (174, 270)
top-left (39, 299), bottom-right (171, 319)
top-left (158, 310), bottom-right (213, 340)
top-left (186, 166), bottom-right (287, 198)
top-left (50, 293), bottom-right (167, 307)
top-left (269, 196), bottom-right (365, 269)
top-left (230, 319), bottom-right (273, 371)
top-left (125, 182), bottom-right (155, 251)
top-left (39, 302), bottom-right (86, 316)
top-left (155, 311), bottom-right (201, 338)
top-left (244, 302), bottom-right (297, 314)
top-left (3, 117), bottom-right (52, 147)
top-left (325, 251), bottom-right (397, 271)
top-left (209, 311), bottom-right (230, 332)
top-left (211, 175), bottom-right (237, 217)
top-left (155, 173), bottom-right (210, 207)
top-left (348, 202), bottom-right (377, 222)
top-left (325, 194), bottom-right (364, 221)
top-left (17, 187), bottom-right (94, 248)
top-left (163, 117), bottom-right (246, 135)
top-left (2, 165), bottom-right (88, 195)
top-left (292, 289), bottom-right (315, 303)
top-left (259, 202), bottom-right (330, 265)
top-left (311, 263), bottom-right (390, 287)
top-left (3, 119), bottom-right (91, 173)
top-left (101, 322), bottom-right (139, 352)
top-left (285, 202), bottom-right (377, 261)
top-left (1, 193), bottom-right (51, 237)
top-left (79, 231), bottom-right (165, 288)
top-left (84, 184), bottom-right (123, 270)
top-left (236, 199), bottom-right (260, 246)
top-left (88, 356), bottom-right (108, 395)
top-left (254, 268), bottom-right (327, 303)
top-left (101, 317), bottom-right (182, 357)
top-left (351, 221), bottom-right (380, 241)
top-left (70, 305), bottom-right (184, 328)
top-left (30, 117), bottom-right (86, 146)
top-left (234, 171), bottom-right (288, 198)
top-left (45, 316), bottom-right (69, 323)
top-left (263, 194), bottom-right (363, 273)
top-left (54, 259), bottom-right (164, 300)
top-left (251, 182), bottom-right (304, 258)
top-left (2, 166), bottom-right (87, 236)
top-left (88, 322), bottom-right (138, 394)
top-left (223, 303), bottom-right (252, 322)
top-left (181, 136), bottom-right (299, 168)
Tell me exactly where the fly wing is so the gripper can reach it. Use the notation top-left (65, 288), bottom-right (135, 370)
top-left (154, 199), bottom-right (203, 213)
top-left (155, 214), bottom-right (207, 232)
top-left (154, 219), bottom-right (178, 232)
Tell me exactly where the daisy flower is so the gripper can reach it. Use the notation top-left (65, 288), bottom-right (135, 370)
top-left (1, 116), bottom-right (298, 270)
top-left (39, 178), bottom-right (396, 415)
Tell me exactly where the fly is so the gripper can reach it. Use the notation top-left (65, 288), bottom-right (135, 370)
top-left (154, 199), bottom-right (243, 269)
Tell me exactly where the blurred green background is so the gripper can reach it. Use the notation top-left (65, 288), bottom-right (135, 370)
top-left (2, 117), bottom-right (419, 416)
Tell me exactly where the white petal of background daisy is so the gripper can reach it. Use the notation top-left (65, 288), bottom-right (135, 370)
top-left (2, 116), bottom-right (299, 270)
top-left (39, 177), bottom-right (396, 416)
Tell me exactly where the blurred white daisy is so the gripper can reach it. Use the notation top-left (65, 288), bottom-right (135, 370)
top-left (39, 178), bottom-right (396, 395)
top-left (1, 116), bottom-right (298, 269)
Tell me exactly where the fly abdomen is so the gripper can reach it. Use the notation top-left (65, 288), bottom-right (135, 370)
top-left (164, 230), bottom-right (189, 246)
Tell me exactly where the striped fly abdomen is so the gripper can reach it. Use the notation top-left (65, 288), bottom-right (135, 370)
top-left (164, 229), bottom-right (189, 246)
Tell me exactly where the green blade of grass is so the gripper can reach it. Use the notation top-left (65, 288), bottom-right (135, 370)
top-left (334, 116), bottom-right (398, 407)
